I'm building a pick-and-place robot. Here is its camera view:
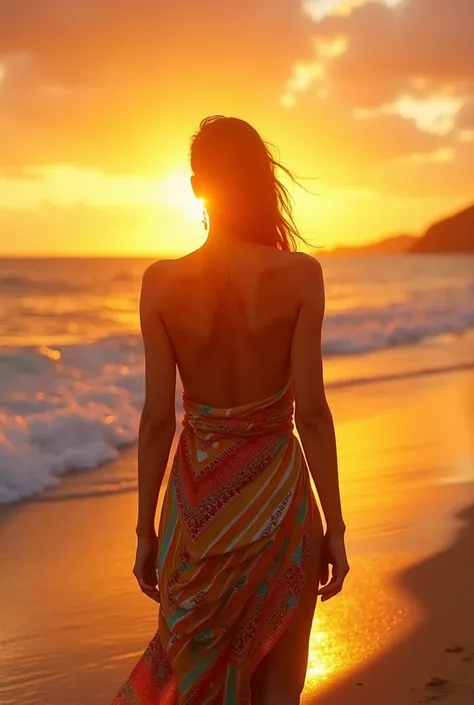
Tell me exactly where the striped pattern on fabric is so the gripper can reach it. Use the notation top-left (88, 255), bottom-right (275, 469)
top-left (112, 380), bottom-right (318, 704)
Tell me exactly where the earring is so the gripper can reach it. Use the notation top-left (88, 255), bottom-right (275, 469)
top-left (202, 206), bottom-right (209, 231)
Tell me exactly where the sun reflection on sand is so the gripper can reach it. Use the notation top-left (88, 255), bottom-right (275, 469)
top-left (302, 553), bottom-right (420, 700)
top-left (306, 628), bottom-right (333, 679)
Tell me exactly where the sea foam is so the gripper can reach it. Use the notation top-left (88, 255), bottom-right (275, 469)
top-left (0, 337), bottom-right (176, 504)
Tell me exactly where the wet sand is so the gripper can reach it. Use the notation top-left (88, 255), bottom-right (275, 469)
top-left (0, 344), bottom-right (473, 705)
top-left (313, 505), bottom-right (474, 705)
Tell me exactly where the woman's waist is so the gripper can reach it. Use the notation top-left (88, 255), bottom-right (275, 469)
top-left (182, 413), bottom-right (294, 441)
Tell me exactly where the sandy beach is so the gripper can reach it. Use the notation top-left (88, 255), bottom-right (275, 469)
top-left (1, 340), bottom-right (473, 705)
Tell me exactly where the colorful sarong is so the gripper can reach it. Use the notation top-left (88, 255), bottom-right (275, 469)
top-left (113, 380), bottom-right (318, 704)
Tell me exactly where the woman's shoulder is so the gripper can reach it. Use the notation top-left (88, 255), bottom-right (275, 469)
top-left (274, 252), bottom-right (324, 310)
top-left (140, 259), bottom-right (178, 310)
top-left (141, 255), bottom-right (192, 287)
top-left (273, 250), bottom-right (323, 284)
top-left (286, 250), bottom-right (322, 270)
top-left (142, 257), bottom-right (176, 279)
top-left (140, 255), bottom-right (205, 315)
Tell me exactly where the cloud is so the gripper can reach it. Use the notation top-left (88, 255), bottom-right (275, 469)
top-left (277, 87), bottom-right (445, 187)
top-left (0, 201), bottom-right (194, 255)
top-left (0, 1), bottom-right (312, 173)
top-left (276, 0), bottom-right (474, 198)
top-left (309, 0), bottom-right (474, 108)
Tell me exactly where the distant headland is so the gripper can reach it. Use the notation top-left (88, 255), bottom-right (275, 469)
top-left (321, 204), bottom-right (474, 255)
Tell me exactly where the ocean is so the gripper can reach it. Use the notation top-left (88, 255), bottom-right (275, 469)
top-left (1, 255), bottom-right (473, 505)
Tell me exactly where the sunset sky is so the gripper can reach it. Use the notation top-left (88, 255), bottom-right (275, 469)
top-left (0, 0), bottom-right (473, 256)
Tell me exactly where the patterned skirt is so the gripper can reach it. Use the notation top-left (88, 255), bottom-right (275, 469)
top-left (112, 380), bottom-right (318, 704)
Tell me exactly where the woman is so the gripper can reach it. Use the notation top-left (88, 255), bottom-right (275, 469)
top-left (112, 116), bottom-right (349, 705)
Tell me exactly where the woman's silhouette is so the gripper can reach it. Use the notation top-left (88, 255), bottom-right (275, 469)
top-left (113, 116), bottom-right (348, 705)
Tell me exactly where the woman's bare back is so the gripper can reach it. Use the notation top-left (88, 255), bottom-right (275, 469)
top-left (148, 241), bottom-right (315, 407)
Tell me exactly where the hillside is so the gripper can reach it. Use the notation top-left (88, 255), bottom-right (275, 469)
top-left (323, 234), bottom-right (416, 256)
top-left (411, 205), bottom-right (474, 253)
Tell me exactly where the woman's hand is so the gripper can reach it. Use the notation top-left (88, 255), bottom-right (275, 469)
top-left (133, 535), bottom-right (160, 603)
top-left (318, 531), bottom-right (350, 602)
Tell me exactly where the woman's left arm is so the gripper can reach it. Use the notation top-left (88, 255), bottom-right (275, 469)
top-left (134, 263), bottom-right (176, 601)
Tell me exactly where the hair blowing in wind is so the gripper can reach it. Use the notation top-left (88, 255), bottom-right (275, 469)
top-left (190, 115), bottom-right (307, 252)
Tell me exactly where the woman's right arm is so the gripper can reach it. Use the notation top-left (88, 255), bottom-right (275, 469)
top-left (291, 255), bottom-right (349, 600)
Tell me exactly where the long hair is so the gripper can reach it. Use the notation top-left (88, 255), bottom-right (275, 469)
top-left (190, 116), bottom-right (307, 252)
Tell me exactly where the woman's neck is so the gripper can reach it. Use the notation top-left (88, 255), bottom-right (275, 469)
top-left (204, 215), bottom-right (238, 248)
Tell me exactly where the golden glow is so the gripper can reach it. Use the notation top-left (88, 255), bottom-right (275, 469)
top-left (0, 166), bottom-right (209, 256)
top-left (0, 166), bottom-right (202, 213)
top-left (156, 172), bottom-right (204, 222)
top-left (303, 556), bottom-right (418, 699)
top-left (306, 628), bottom-right (332, 680)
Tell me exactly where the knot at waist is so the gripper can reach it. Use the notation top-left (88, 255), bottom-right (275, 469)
top-left (182, 381), bottom-right (294, 441)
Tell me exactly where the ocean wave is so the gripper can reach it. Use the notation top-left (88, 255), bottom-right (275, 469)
top-left (323, 297), bottom-right (474, 355)
top-left (0, 274), bottom-right (83, 294)
top-left (1, 299), bottom-right (474, 504)
top-left (0, 385), bottom-right (140, 504)
top-left (0, 336), bottom-right (188, 505)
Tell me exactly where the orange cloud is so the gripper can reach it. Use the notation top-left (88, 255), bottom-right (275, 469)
top-left (281, 0), bottom-right (474, 197)
top-left (0, 1), bottom-right (312, 173)
top-left (309, 0), bottom-right (474, 106)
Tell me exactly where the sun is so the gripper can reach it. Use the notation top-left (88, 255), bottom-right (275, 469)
top-left (157, 171), bottom-right (204, 222)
